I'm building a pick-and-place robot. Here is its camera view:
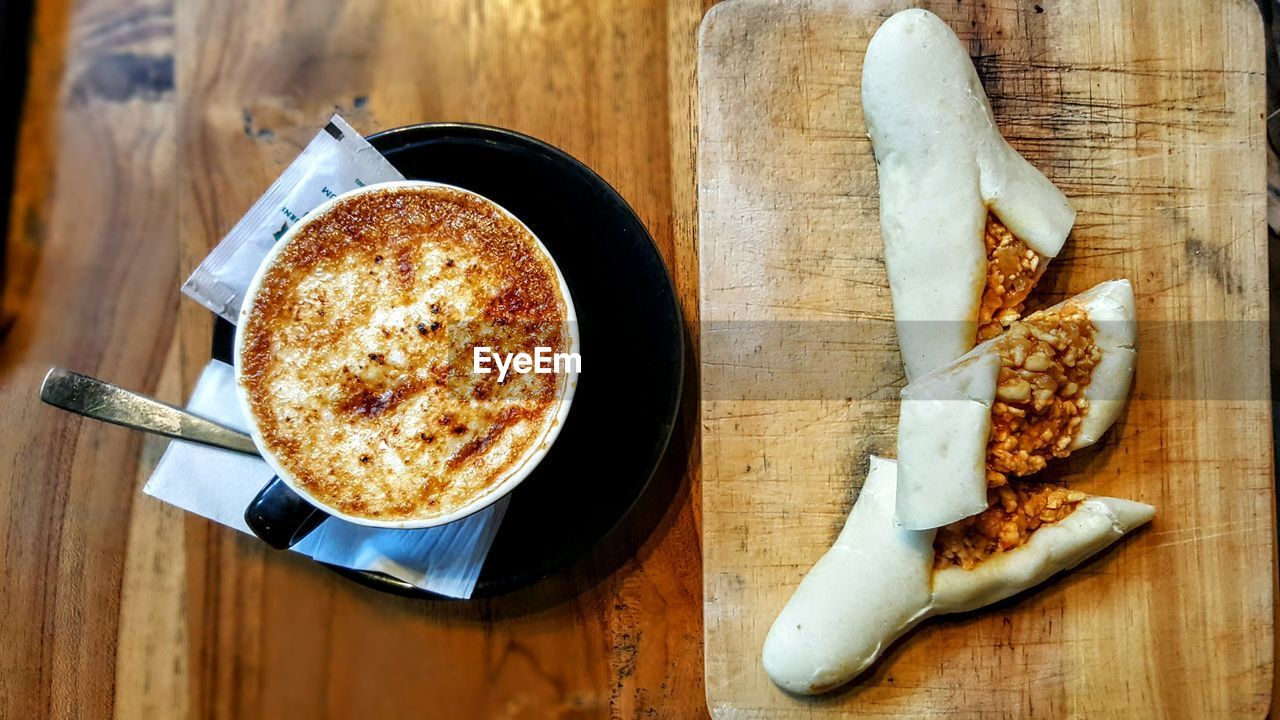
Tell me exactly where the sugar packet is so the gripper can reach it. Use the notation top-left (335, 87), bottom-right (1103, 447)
top-left (182, 114), bottom-right (404, 322)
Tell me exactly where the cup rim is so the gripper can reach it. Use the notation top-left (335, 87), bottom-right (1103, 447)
top-left (232, 179), bottom-right (580, 530)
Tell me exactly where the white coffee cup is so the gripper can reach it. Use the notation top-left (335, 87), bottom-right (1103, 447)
top-left (234, 180), bottom-right (579, 546)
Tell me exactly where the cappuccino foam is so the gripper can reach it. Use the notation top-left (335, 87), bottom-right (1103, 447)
top-left (239, 186), bottom-right (570, 521)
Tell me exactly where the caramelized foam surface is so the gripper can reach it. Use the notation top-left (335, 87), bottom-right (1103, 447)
top-left (239, 186), bottom-right (569, 521)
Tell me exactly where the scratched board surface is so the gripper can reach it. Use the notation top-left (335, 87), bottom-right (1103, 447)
top-left (698, 0), bottom-right (1273, 717)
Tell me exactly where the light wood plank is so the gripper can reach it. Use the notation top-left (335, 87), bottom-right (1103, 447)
top-left (699, 1), bottom-right (1274, 716)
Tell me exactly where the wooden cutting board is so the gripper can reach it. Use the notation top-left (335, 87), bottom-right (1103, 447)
top-left (698, 0), bottom-right (1274, 717)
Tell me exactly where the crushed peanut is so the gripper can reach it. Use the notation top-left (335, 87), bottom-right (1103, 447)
top-left (977, 214), bottom-right (1044, 341)
top-left (934, 229), bottom-right (1102, 571)
top-left (933, 482), bottom-right (1087, 569)
top-left (986, 303), bottom-right (1099, 487)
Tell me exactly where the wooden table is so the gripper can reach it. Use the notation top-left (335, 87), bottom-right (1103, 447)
top-left (6, 1), bottom-right (1278, 718)
top-left (1, 0), bottom-right (712, 717)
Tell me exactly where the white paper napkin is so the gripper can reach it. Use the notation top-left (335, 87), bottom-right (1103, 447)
top-left (144, 359), bottom-right (509, 598)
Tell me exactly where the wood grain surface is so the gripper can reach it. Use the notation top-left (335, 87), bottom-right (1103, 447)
top-left (1, 0), bottom-right (715, 717)
top-left (699, 0), bottom-right (1275, 717)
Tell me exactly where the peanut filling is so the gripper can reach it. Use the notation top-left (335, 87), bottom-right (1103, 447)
top-left (977, 214), bottom-right (1044, 341)
top-left (931, 223), bottom-right (1102, 569)
top-left (933, 482), bottom-right (1086, 569)
top-left (931, 304), bottom-right (1101, 569)
top-left (986, 304), bottom-right (1099, 488)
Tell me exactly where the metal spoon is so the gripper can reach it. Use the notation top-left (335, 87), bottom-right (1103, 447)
top-left (39, 367), bottom-right (260, 456)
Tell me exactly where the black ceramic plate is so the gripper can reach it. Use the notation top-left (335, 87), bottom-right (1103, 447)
top-left (212, 123), bottom-right (684, 599)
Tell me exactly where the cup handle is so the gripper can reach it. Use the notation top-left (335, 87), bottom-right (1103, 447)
top-left (244, 477), bottom-right (329, 549)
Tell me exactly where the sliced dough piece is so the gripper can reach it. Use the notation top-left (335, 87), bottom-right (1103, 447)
top-left (862, 8), bottom-right (1075, 380)
top-left (1065, 280), bottom-right (1138, 449)
top-left (933, 495), bottom-right (1155, 613)
top-left (894, 279), bottom-right (1137, 530)
top-left (763, 456), bottom-right (937, 695)
top-left (763, 458), bottom-right (1153, 695)
top-left (896, 351), bottom-right (999, 529)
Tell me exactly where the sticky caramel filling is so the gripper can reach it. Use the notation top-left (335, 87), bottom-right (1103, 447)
top-left (986, 304), bottom-right (1099, 488)
top-left (977, 215), bottom-right (1044, 341)
top-left (933, 482), bottom-right (1086, 569)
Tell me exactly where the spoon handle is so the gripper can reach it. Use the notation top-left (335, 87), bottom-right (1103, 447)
top-left (40, 367), bottom-right (260, 456)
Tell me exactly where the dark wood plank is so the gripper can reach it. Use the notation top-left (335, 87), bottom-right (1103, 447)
top-left (174, 1), bottom-right (710, 716)
top-left (2, 0), bottom-right (715, 717)
top-left (0, 0), bottom-right (177, 717)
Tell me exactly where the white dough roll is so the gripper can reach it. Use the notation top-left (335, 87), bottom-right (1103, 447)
top-left (763, 458), bottom-right (1153, 695)
top-left (863, 8), bottom-right (1075, 381)
top-left (762, 457), bottom-right (935, 695)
